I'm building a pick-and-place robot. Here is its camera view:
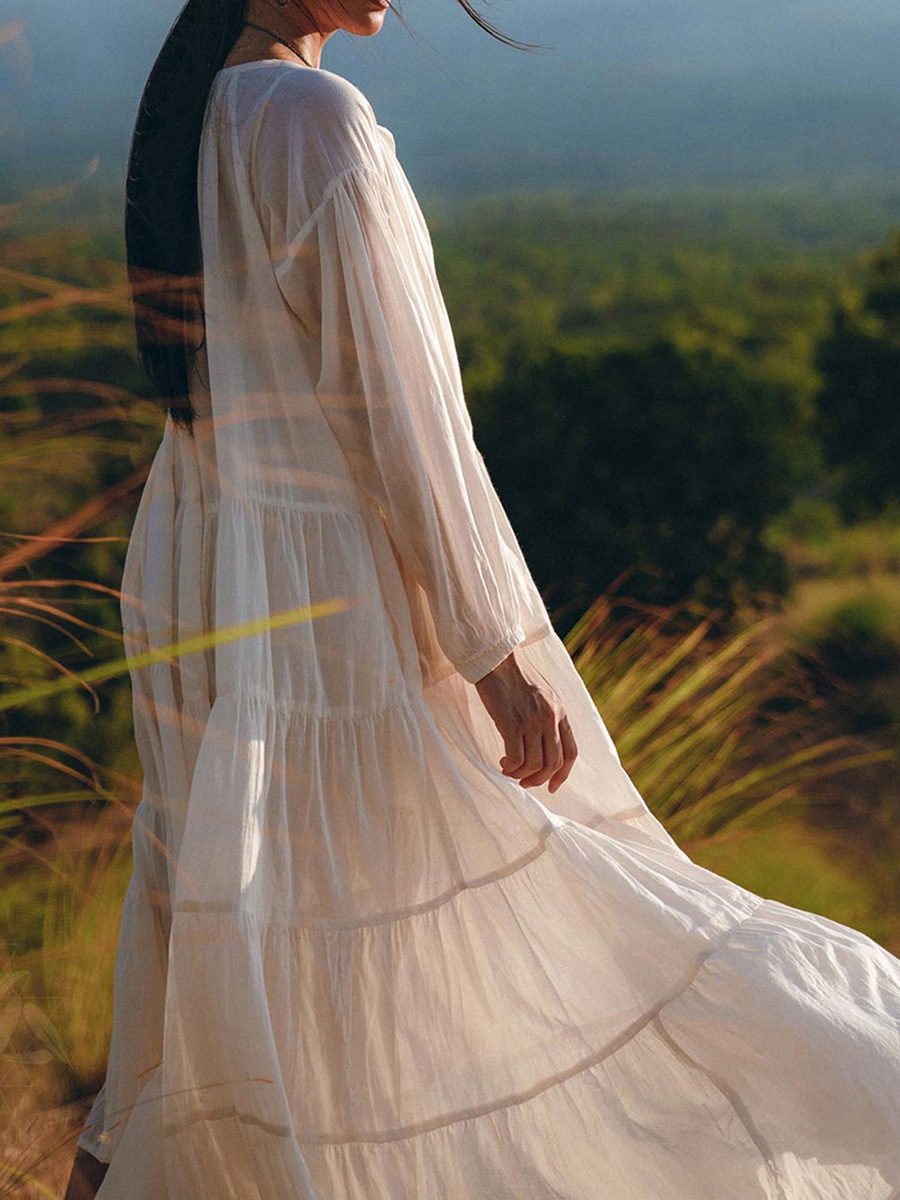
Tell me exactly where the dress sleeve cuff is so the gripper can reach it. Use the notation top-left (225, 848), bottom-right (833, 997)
top-left (454, 628), bottom-right (524, 685)
top-left (75, 1126), bottom-right (113, 1164)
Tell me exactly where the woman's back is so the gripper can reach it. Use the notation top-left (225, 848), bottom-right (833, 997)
top-left (190, 61), bottom-right (389, 508)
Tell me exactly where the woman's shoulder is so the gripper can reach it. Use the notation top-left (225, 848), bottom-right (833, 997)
top-left (239, 62), bottom-right (383, 182)
top-left (235, 62), bottom-right (386, 226)
top-left (247, 62), bottom-right (377, 142)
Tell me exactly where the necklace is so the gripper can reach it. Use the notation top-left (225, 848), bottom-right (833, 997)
top-left (240, 21), bottom-right (317, 69)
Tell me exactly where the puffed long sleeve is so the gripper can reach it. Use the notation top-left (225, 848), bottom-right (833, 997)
top-left (309, 162), bottom-right (527, 683)
top-left (258, 80), bottom-right (530, 684)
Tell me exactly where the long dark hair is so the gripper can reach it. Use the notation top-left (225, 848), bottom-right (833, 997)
top-left (125, 1), bottom-right (538, 432)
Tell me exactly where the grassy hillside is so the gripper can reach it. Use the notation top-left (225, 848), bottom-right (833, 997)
top-left (2, 184), bottom-right (899, 1193)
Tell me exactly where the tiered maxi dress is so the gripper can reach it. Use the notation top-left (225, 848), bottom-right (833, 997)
top-left (77, 58), bottom-right (900, 1199)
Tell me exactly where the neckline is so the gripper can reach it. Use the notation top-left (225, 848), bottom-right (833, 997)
top-left (210, 59), bottom-right (395, 144)
top-left (217, 58), bottom-right (316, 75)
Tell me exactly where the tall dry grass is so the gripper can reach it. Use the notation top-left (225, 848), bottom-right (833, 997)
top-left (2, 582), bottom-right (889, 1196)
top-left (1, 181), bottom-right (892, 1196)
top-left (565, 588), bottom-right (888, 850)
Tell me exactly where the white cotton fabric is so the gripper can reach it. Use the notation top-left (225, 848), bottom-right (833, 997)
top-left (78, 59), bottom-right (900, 1198)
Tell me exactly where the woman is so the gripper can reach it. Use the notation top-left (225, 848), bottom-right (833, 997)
top-left (68, 1), bottom-right (900, 1197)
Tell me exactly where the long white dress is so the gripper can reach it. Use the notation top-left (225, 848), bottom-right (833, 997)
top-left (77, 58), bottom-right (900, 1199)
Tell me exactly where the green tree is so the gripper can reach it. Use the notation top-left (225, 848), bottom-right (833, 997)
top-left (474, 341), bottom-right (816, 622)
top-left (817, 230), bottom-right (900, 518)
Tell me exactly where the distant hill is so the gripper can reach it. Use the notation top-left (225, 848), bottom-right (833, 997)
top-left (4, 0), bottom-right (900, 197)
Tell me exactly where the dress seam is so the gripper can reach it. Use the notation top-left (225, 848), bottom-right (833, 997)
top-left (421, 622), bottom-right (556, 691)
top-left (452, 626), bottom-right (525, 684)
top-left (160, 895), bottom-right (770, 1148)
top-left (167, 809), bottom-right (649, 932)
top-left (141, 491), bottom-right (365, 518)
top-left (652, 1014), bottom-right (790, 1200)
top-left (281, 162), bottom-right (382, 255)
top-left (212, 688), bottom-right (413, 720)
top-left (122, 688), bottom-right (414, 722)
top-left (172, 823), bottom-right (557, 931)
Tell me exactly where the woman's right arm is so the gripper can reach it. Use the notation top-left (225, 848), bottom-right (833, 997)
top-left (256, 74), bottom-right (576, 788)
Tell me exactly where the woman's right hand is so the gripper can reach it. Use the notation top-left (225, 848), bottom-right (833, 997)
top-left (474, 650), bottom-right (578, 794)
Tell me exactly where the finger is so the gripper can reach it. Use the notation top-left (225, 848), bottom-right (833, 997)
top-left (548, 717), bottom-right (578, 793)
top-left (507, 731), bottom-right (544, 781)
top-left (560, 716), bottom-right (578, 764)
top-left (519, 728), bottom-right (565, 789)
top-left (500, 733), bottom-right (525, 775)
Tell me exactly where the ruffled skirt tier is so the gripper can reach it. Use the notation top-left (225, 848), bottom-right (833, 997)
top-left (78, 431), bottom-right (900, 1197)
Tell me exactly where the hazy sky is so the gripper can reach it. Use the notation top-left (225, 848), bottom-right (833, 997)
top-left (4, 0), bottom-right (900, 194)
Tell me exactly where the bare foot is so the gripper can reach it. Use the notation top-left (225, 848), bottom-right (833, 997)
top-left (64, 1146), bottom-right (109, 1200)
